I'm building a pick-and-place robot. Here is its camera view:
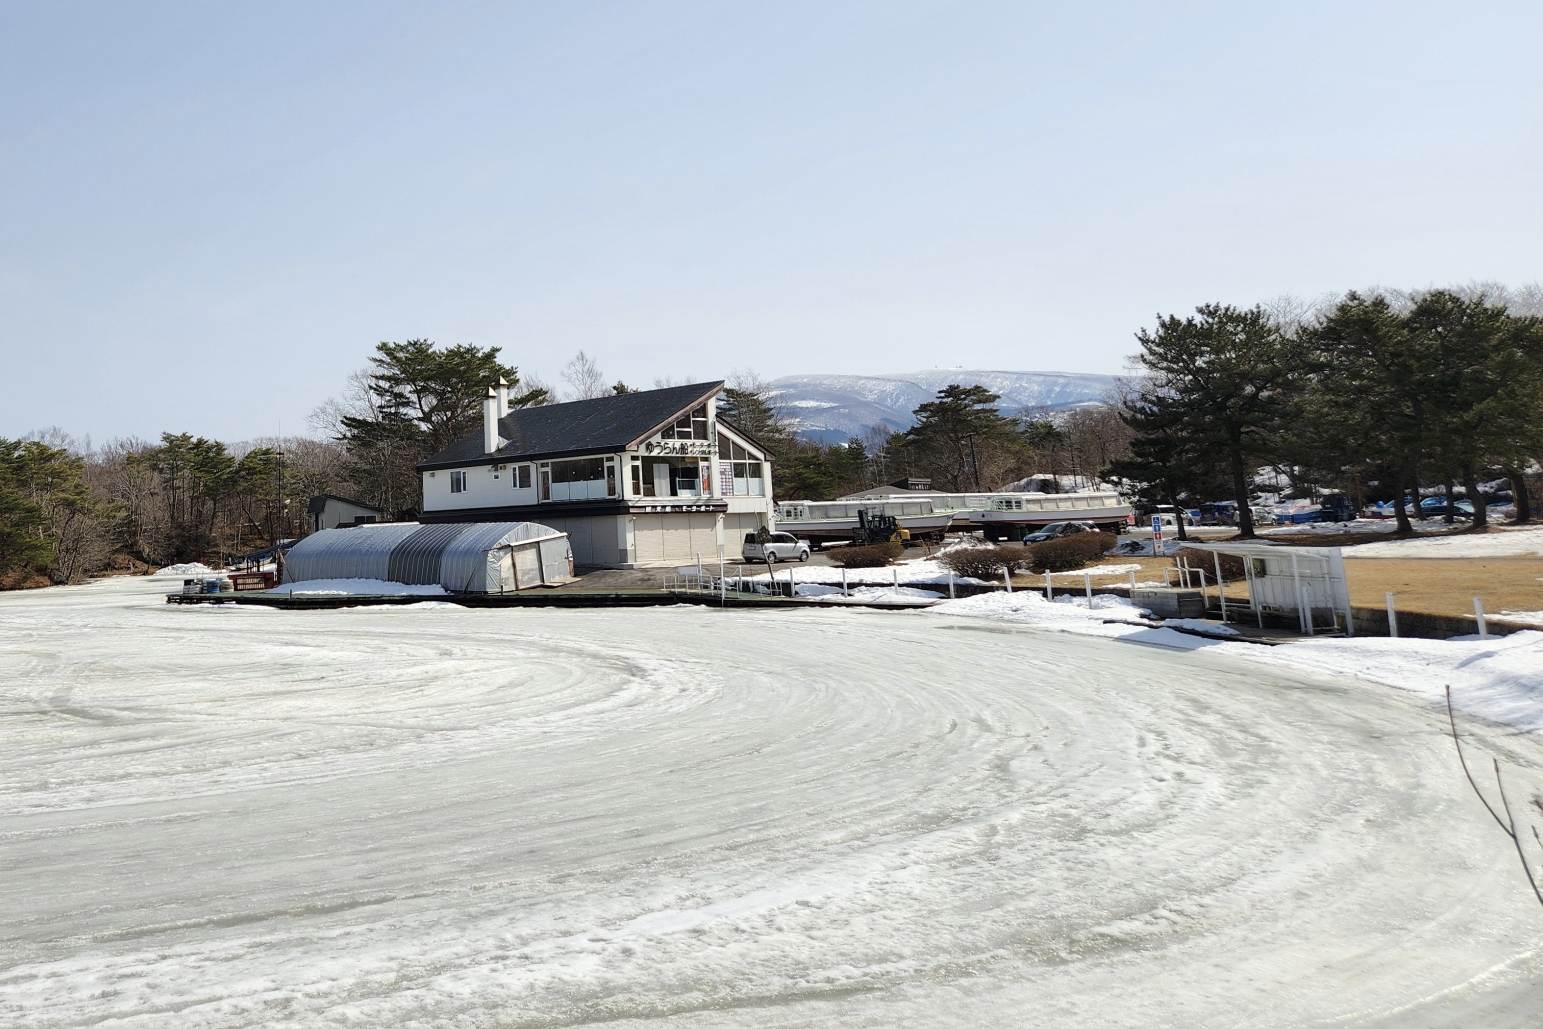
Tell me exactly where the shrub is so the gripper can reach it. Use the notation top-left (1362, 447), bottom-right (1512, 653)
top-left (828, 542), bottom-right (903, 568)
top-left (939, 543), bottom-right (1025, 580)
top-left (1022, 531), bottom-right (1118, 573)
top-left (1175, 547), bottom-right (1246, 582)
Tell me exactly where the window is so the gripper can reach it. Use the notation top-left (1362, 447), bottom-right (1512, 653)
top-left (450, 470), bottom-right (467, 494)
top-left (660, 404), bottom-right (709, 441)
top-left (514, 464), bottom-right (531, 489)
top-left (731, 461), bottom-right (763, 496)
top-left (548, 457), bottom-right (613, 502)
top-left (552, 457), bottom-right (605, 483)
top-left (670, 461), bottom-right (700, 497)
top-left (718, 436), bottom-right (754, 460)
top-left (539, 467), bottom-right (550, 501)
top-left (632, 460), bottom-right (644, 497)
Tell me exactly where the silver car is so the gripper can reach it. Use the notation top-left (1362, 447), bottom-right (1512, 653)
top-left (742, 531), bottom-right (811, 563)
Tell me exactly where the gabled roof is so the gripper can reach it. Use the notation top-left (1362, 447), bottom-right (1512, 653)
top-left (417, 381), bottom-right (725, 470)
top-left (306, 493), bottom-right (383, 516)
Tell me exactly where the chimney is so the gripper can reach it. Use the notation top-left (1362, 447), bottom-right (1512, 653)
top-left (496, 376), bottom-right (510, 417)
top-left (483, 386), bottom-right (499, 454)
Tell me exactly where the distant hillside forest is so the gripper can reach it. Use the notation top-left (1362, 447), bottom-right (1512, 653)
top-left (3, 282), bottom-right (1540, 586)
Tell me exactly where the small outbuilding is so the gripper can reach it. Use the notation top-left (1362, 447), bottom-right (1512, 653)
top-left (282, 522), bottom-right (574, 593)
top-left (306, 494), bottom-right (385, 532)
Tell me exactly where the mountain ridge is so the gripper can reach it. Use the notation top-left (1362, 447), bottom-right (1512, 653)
top-left (768, 369), bottom-right (1119, 443)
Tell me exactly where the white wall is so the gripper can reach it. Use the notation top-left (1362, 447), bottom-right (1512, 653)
top-left (423, 462), bottom-right (539, 512)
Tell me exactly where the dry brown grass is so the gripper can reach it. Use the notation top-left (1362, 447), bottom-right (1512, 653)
top-left (1004, 549), bottom-right (1543, 622)
top-left (1343, 558), bottom-right (1543, 619)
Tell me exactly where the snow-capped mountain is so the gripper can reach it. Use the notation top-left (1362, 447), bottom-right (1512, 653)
top-left (768, 369), bottom-right (1119, 442)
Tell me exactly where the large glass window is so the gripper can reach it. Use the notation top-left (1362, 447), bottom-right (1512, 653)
top-left (660, 405), bottom-right (709, 441)
top-left (514, 464), bottom-right (532, 489)
top-left (639, 456), bottom-right (706, 497)
top-left (450, 470), bottom-right (467, 494)
top-left (548, 457), bottom-right (613, 502)
top-left (732, 461), bottom-right (763, 496)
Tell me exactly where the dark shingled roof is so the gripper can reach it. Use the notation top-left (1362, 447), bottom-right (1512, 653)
top-left (417, 380), bottom-right (725, 470)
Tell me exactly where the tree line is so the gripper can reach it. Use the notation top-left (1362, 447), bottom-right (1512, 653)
top-left (1111, 285), bottom-right (1543, 539)
top-left (9, 281), bottom-right (1534, 585)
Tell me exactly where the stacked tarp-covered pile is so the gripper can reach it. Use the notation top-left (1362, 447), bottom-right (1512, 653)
top-left (281, 522), bottom-right (573, 593)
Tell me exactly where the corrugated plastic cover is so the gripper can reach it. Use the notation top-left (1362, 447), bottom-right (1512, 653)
top-left (438, 522), bottom-right (567, 592)
top-left (281, 523), bottom-right (421, 583)
top-left (387, 523), bottom-right (471, 585)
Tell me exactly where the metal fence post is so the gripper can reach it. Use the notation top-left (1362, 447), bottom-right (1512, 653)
top-left (1386, 592), bottom-right (1398, 638)
top-left (1003, 567), bottom-right (1012, 594)
top-left (1474, 596), bottom-right (1488, 639)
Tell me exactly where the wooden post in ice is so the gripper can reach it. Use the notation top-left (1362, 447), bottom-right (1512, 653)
top-left (1385, 592), bottom-right (1398, 637)
top-left (696, 551), bottom-right (702, 578)
top-left (1044, 570), bottom-right (1052, 600)
top-left (842, 568), bottom-right (849, 598)
top-left (1083, 571), bottom-right (1092, 602)
top-left (788, 566), bottom-right (796, 598)
top-left (948, 571), bottom-right (955, 599)
top-left (1128, 569), bottom-right (1137, 593)
top-left (719, 557), bottom-right (726, 606)
top-left (1300, 583), bottom-right (1315, 636)
top-left (1002, 567), bottom-right (1012, 594)
top-left (1474, 596), bottom-right (1488, 639)
top-left (892, 567), bottom-right (899, 595)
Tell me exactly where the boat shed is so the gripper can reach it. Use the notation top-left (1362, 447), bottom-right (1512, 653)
top-left (415, 380), bottom-right (776, 568)
top-left (1179, 541), bottom-right (1353, 635)
top-left (282, 522), bottom-right (574, 593)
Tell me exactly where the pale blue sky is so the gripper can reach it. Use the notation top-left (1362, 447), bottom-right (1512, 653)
top-left (3, 1), bottom-right (1540, 442)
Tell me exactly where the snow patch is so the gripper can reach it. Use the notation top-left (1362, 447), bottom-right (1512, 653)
top-left (153, 562), bottom-right (223, 577)
top-left (1347, 526), bottom-right (1543, 558)
top-left (266, 578), bottom-right (448, 596)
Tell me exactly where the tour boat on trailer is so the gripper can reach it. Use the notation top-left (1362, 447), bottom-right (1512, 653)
top-left (773, 498), bottom-right (956, 543)
top-left (837, 489), bottom-right (1133, 540)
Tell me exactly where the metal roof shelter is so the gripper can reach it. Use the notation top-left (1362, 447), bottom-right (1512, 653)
top-left (282, 522), bottom-right (573, 593)
top-left (1179, 541), bottom-right (1353, 635)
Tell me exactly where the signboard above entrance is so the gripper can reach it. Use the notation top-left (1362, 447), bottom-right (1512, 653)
top-left (644, 439), bottom-right (716, 457)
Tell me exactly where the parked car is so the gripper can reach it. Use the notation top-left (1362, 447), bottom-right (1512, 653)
top-left (742, 531), bottom-right (811, 563)
top-left (1197, 502), bottom-right (1238, 526)
top-left (1021, 521), bottom-right (1095, 544)
top-left (1318, 493), bottom-right (1356, 522)
top-left (1147, 511), bottom-right (1195, 529)
top-left (1418, 496), bottom-right (1474, 519)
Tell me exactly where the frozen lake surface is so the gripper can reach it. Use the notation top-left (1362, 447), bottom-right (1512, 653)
top-left (3, 577), bottom-right (1542, 1027)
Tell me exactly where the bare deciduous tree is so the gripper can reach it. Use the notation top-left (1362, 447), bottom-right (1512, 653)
top-left (562, 350), bottom-right (610, 401)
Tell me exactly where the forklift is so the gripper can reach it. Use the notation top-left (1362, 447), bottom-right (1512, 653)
top-left (853, 508), bottom-right (912, 546)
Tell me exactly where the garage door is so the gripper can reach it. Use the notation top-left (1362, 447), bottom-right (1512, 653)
top-left (687, 514), bottom-right (720, 562)
top-left (659, 517), bottom-right (695, 564)
top-left (633, 515), bottom-right (666, 567)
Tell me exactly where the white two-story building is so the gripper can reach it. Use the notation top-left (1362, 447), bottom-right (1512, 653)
top-left (417, 380), bottom-right (775, 568)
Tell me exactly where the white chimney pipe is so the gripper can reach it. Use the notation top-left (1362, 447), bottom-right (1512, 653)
top-left (496, 376), bottom-right (509, 417)
top-left (483, 387), bottom-right (499, 454)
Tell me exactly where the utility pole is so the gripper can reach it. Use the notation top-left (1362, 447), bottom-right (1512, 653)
top-left (275, 439), bottom-right (286, 580)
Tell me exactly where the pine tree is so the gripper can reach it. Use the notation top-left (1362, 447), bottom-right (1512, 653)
top-left (1123, 305), bottom-right (1291, 537)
